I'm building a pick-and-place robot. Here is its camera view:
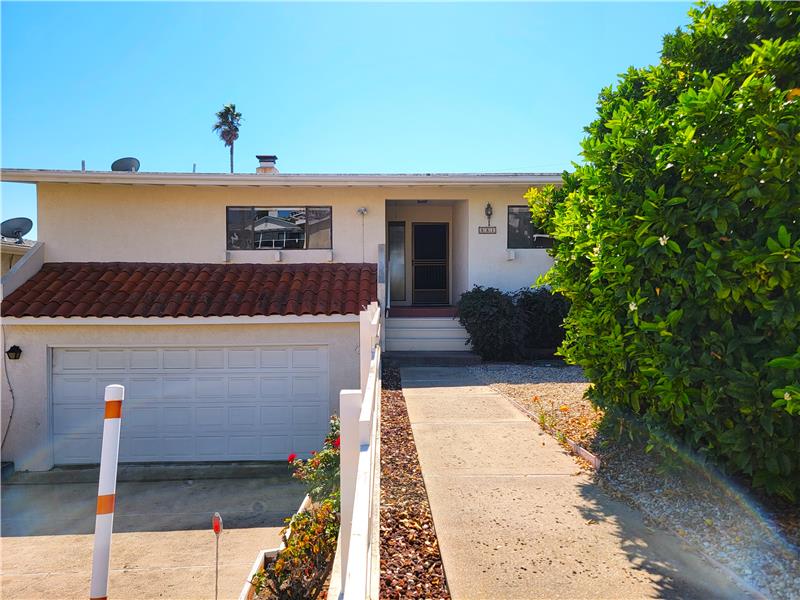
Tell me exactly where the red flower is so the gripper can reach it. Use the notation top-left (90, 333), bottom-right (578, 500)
top-left (311, 450), bottom-right (317, 456)
top-left (333, 436), bottom-right (340, 449)
top-left (287, 453), bottom-right (297, 464)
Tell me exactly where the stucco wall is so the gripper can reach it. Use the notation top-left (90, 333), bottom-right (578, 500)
top-left (36, 182), bottom-right (553, 294)
top-left (0, 321), bottom-right (359, 471)
top-left (464, 194), bottom-right (553, 292)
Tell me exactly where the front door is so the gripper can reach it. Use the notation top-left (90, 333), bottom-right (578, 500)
top-left (412, 223), bottom-right (448, 305)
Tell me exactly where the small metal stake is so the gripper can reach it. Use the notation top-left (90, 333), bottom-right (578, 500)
top-left (212, 512), bottom-right (223, 600)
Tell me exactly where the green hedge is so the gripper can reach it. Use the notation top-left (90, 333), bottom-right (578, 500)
top-left (528, 2), bottom-right (800, 499)
top-left (457, 286), bottom-right (569, 361)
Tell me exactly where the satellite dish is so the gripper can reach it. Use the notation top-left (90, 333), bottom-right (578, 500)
top-left (111, 157), bottom-right (140, 172)
top-left (1, 217), bottom-right (33, 244)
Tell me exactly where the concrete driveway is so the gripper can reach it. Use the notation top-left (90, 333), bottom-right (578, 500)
top-left (1, 463), bottom-right (305, 599)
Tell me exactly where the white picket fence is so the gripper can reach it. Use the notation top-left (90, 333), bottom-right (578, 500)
top-left (331, 301), bottom-right (382, 600)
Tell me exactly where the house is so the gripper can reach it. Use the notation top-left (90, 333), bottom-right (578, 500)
top-left (0, 156), bottom-right (560, 471)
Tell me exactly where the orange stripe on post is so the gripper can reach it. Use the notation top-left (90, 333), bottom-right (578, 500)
top-left (96, 494), bottom-right (115, 515)
top-left (104, 400), bottom-right (122, 419)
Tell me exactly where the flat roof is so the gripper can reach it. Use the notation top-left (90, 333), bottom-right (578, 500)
top-left (0, 168), bottom-right (562, 187)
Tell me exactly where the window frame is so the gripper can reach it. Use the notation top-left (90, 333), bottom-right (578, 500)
top-left (226, 205), bottom-right (333, 251)
top-left (506, 205), bottom-right (552, 249)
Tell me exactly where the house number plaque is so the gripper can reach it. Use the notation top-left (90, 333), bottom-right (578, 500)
top-left (478, 226), bottom-right (497, 234)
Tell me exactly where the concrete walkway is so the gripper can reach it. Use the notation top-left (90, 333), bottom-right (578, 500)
top-left (400, 366), bottom-right (752, 600)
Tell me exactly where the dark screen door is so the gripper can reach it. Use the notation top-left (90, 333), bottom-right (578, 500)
top-left (412, 223), bottom-right (448, 305)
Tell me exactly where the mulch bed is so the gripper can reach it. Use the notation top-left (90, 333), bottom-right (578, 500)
top-left (379, 366), bottom-right (451, 600)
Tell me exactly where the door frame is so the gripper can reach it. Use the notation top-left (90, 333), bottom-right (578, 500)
top-left (411, 222), bottom-right (449, 306)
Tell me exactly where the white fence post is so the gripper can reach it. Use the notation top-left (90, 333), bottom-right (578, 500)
top-left (339, 388), bottom-right (362, 591)
top-left (359, 309), bottom-right (371, 392)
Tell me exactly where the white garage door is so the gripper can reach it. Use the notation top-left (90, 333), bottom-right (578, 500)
top-left (51, 345), bottom-right (330, 465)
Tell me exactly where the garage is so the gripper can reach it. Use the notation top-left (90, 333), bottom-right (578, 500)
top-left (51, 345), bottom-right (330, 464)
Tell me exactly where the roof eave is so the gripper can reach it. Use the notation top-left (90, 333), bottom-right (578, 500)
top-left (0, 169), bottom-right (563, 187)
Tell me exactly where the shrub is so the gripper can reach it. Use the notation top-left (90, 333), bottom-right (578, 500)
top-left (289, 416), bottom-right (340, 504)
top-left (457, 286), bottom-right (518, 360)
top-left (252, 498), bottom-right (339, 600)
top-left (514, 287), bottom-right (570, 353)
top-left (457, 285), bottom-right (568, 361)
top-left (528, 2), bottom-right (800, 499)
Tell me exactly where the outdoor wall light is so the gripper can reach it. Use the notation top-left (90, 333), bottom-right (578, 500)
top-left (5, 345), bottom-right (22, 360)
top-left (485, 203), bottom-right (493, 226)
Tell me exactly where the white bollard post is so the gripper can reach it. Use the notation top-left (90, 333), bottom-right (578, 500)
top-left (89, 384), bottom-right (124, 600)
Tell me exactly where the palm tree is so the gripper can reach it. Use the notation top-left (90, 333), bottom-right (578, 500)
top-left (212, 104), bottom-right (242, 173)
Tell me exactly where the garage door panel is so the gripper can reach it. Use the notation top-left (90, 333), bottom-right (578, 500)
top-left (128, 377), bottom-right (161, 399)
top-left (227, 348), bottom-right (258, 369)
top-left (195, 376), bottom-right (226, 398)
top-left (260, 405), bottom-right (291, 427)
top-left (161, 437), bottom-right (195, 458)
top-left (293, 375), bottom-right (326, 398)
top-left (229, 406), bottom-right (259, 427)
top-left (57, 349), bottom-right (95, 371)
top-left (261, 435), bottom-right (290, 455)
top-left (130, 349), bottom-right (160, 369)
top-left (163, 378), bottom-right (194, 398)
top-left (260, 376), bottom-right (290, 398)
top-left (196, 348), bottom-right (225, 369)
top-left (98, 349), bottom-right (127, 370)
top-left (54, 435), bottom-right (101, 463)
top-left (52, 345), bottom-right (330, 464)
top-left (124, 407), bottom-right (160, 430)
top-left (163, 349), bottom-right (193, 369)
top-left (229, 436), bottom-right (260, 456)
top-left (260, 349), bottom-right (289, 369)
top-left (53, 376), bottom-right (96, 403)
top-left (163, 407), bottom-right (193, 428)
top-left (228, 377), bottom-right (258, 397)
top-left (53, 405), bottom-right (103, 434)
top-left (292, 347), bottom-right (327, 369)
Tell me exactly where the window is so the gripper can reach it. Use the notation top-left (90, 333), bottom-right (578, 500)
top-left (226, 206), bottom-right (332, 250)
top-left (507, 206), bottom-right (552, 249)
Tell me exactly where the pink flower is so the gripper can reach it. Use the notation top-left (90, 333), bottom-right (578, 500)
top-left (333, 436), bottom-right (340, 449)
top-left (287, 453), bottom-right (297, 464)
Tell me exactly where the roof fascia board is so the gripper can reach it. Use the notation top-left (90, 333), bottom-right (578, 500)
top-left (3, 315), bottom-right (360, 326)
top-left (0, 169), bottom-right (562, 187)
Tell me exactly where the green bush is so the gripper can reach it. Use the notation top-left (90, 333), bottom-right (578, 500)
top-left (457, 285), bottom-right (568, 361)
top-left (457, 286), bottom-right (518, 360)
top-left (252, 498), bottom-right (339, 600)
top-left (528, 2), bottom-right (800, 499)
top-left (515, 287), bottom-right (570, 353)
top-left (288, 415), bottom-right (340, 505)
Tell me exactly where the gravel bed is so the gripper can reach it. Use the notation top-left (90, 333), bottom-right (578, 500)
top-left (471, 362), bottom-right (800, 600)
top-left (380, 366), bottom-right (450, 600)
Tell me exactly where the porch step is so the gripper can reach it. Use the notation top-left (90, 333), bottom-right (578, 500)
top-left (385, 316), bottom-right (472, 352)
top-left (384, 351), bottom-right (481, 367)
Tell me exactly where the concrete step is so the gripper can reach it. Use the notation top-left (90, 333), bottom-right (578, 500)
top-left (386, 337), bottom-right (472, 352)
top-left (386, 317), bottom-right (464, 329)
top-left (386, 327), bottom-right (470, 340)
top-left (384, 351), bottom-right (481, 367)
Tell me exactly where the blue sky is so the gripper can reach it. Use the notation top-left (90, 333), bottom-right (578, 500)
top-left (1, 1), bottom-right (693, 239)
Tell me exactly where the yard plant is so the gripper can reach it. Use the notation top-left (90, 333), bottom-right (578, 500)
top-left (457, 285), bottom-right (569, 361)
top-left (528, 1), bottom-right (800, 498)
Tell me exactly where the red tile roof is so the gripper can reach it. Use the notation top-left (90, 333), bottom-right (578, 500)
top-left (1, 263), bottom-right (377, 318)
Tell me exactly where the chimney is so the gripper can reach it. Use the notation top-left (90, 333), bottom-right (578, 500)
top-left (256, 155), bottom-right (278, 174)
